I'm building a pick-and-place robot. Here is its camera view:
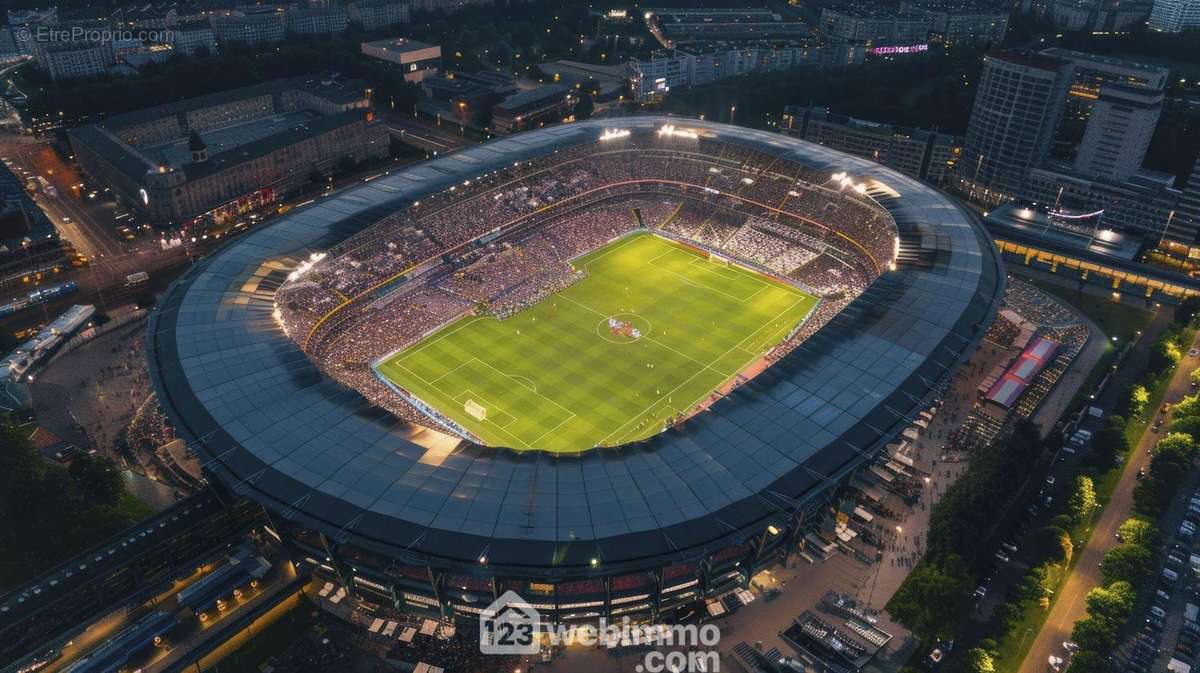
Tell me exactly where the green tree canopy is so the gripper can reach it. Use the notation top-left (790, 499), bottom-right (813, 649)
top-left (0, 416), bottom-right (145, 589)
top-left (1128, 384), bottom-right (1150, 418)
top-left (1150, 337), bottom-right (1183, 374)
top-left (1088, 416), bottom-right (1127, 467)
top-left (1117, 517), bottom-right (1158, 548)
top-left (1071, 616), bottom-right (1119, 653)
top-left (885, 559), bottom-right (972, 644)
top-left (1065, 649), bottom-right (1111, 673)
top-left (1067, 475), bottom-right (1097, 525)
top-left (1084, 581), bottom-right (1135, 625)
top-left (1030, 525), bottom-right (1073, 565)
top-left (1100, 543), bottom-right (1154, 586)
top-left (1154, 431), bottom-right (1195, 458)
top-left (963, 647), bottom-right (996, 673)
top-left (1170, 414), bottom-right (1200, 438)
top-left (1175, 296), bottom-right (1200, 325)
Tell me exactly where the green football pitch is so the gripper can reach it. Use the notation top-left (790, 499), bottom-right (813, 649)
top-left (374, 232), bottom-right (819, 453)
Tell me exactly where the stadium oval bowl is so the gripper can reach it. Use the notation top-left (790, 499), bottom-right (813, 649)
top-left (147, 117), bottom-right (1003, 619)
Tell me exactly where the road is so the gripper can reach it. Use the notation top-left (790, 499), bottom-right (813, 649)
top-left (383, 112), bottom-right (472, 153)
top-left (1016, 325), bottom-right (1200, 673)
top-left (0, 136), bottom-right (127, 260)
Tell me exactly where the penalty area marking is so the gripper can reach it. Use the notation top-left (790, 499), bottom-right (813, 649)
top-left (451, 390), bottom-right (518, 429)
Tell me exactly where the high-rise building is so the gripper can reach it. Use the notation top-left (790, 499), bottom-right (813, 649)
top-left (1178, 158), bottom-right (1200, 239)
top-left (1148, 0), bottom-right (1200, 31)
top-left (1074, 85), bottom-right (1163, 182)
top-left (780, 105), bottom-right (961, 185)
top-left (957, 51), bottom-right (1074, 205)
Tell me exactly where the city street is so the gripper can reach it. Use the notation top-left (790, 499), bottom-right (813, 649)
top-left (382, 110), bottom-right (474, 153)
top-left (1016, 326), bottom-right (1200, 673)
top-left (0, 135), bottom-right (126, 259)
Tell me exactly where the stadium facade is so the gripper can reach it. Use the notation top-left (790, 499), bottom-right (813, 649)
top-left (147, 117), bottom-right (1003, 624)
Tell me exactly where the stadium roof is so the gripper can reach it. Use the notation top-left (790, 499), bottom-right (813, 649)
top-left (147, 116), bottom-right (1003, 575)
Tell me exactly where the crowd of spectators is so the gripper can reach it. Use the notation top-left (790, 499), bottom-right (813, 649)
top-left (271, 134), bottom-right (897, 438)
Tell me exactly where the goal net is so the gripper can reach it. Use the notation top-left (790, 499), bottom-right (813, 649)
top-left (708, 254), bottom-right (729, 267)
top-left (464, 399), bottom-right (487, 421)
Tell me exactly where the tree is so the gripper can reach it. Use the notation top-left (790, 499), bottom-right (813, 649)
top-left (1175, 295), bottom-right (1200, 325)
top-left (885, 560), bottom-right (972, 643)
top-left (1100, 543), bottom-right (1153, 585)
top-left (1128, 384), bottom-right (1150, 418)
top-left (1171, 414), bottom-right (1200, 438)
top-left (1192, 368), bottom-right (1200, 387)
top-left (1153, 431), bottom-right (1195, 459)
top-left (1067, 475), bottom-right (1097, 525)
top-left (68, 454), bottom-right (124, 507)
top-left (1030, 526), bottom-right (1073, 564)
top-left (1071, 615), bottom-right (1119, 653)
top-left (0, 415), bottom-right (147, 587)
top-left (1173, 392), bottom-right (1200, 419)
top-left (1066, 649), bottom-right (1112, 673)
top-left (1117, 517), bottom-right (1158, 547)
top-left (1016, 565), bottom-right (1050, 602)
top-left (963, 647), bottom-right (996, 673)
top-left (1087, 416), bottom-right (1126, 467)
top-left (1150, 337), bottom-right (1183, 374)
top-left (1084, 581), bottom-right (1135, 625)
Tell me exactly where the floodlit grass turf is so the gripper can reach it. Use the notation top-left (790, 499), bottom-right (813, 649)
top-left (375, 232), bottom-right (819, 453)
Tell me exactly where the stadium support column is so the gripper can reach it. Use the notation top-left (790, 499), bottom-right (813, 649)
top-left (604, 576), bottom-right (612, 621)
top-left (428, 567), bottom-right (448, 620)
top-left (318, 531), bottom-right (353, 597)
top-left (652, 568), bottom-right (664, 623)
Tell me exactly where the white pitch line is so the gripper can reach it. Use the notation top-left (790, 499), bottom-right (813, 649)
top-left (469, 357), bottom-right (577, 424)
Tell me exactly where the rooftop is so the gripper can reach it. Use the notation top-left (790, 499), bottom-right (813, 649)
top-left (1039, 47), bottom-right (1171, 77)
top-left (361, 37), bottom-right (438, 54)
top-left (147, 117), bottom-right (1003, 573)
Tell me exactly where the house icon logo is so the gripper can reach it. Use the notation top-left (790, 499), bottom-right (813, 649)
top-left (479, 590), bottom-right (541, 655)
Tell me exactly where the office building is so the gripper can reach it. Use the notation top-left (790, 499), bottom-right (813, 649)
top-left (780, 105), bottom-right (961, 185)
top-left (361, 37), bottom-right (441, 83)
top-left (1178, 158), bottom-right (1200, 240)
top-left (284, 5), bottom-right (349, 35)
top-left (490, 85), bottom-right (572, 135)
top-left (816, 0), bottom-right (1008, 48)
top-left (629, 42), bottom-right (824, 101)
top-left (957, 51), bottom-right (1073, 205)
top-left (211, 9), bottom-right (286, 46)
top-left (38, 42), bottom-right (110, 81)
top-left (650, 8), bottom-right (813, 43)
top-left (1039, 48), bottom-right (1168, 125)
top-left (347, 0), bottom-right (411, 30)
top-left (1022, 166), bottom-right (1187, 241)
top-left (1149, 0), bottom-right (1200, 31)
top-left (1074, 85), bottom-right (1163, 182)
top-left (169, 20), bottom-right (217, 56)
top-left (69, 77), bottom-right (387, 228)
top-left (1048, 0), bottom-right (1153, 32)
top-left (5, 7), bottom-right (57, 56)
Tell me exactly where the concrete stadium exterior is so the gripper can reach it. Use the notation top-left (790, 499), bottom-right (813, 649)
top-left (147, 116), bottom-right (1003, 624)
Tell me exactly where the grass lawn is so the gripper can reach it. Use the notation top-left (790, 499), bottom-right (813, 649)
top-left (376, 232), bottom-right (818, 453)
